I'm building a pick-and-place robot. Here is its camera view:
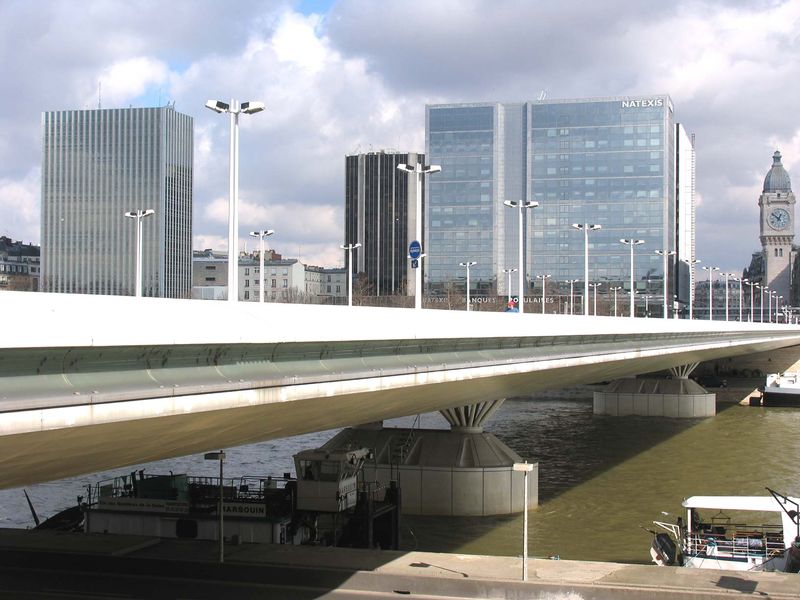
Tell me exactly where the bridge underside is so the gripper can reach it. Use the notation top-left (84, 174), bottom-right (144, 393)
top-left (3, 292), bottom-right (800, 488)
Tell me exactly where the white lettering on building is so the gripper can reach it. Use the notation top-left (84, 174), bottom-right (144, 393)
top-left (621, 99), bottom-right (664, 108)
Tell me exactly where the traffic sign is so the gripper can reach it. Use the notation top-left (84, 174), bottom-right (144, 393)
top-left (411, 259), bottom-right (419, 269)
top-left (408, 240), bottom-right (422, 259)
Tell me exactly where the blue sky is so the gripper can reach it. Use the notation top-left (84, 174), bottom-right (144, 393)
top-left (0, 0), bottom-right (798, 272)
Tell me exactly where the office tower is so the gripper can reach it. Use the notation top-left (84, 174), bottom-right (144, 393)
top-left (41, 106), bottom-right (193, 297)
top-left (426, 95), bottom-right (690, 315)
top-left (344, 151), bottom-right (425, 296)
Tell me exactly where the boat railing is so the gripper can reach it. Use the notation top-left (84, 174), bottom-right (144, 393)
top-left (686, 525), bottom-right (785, 559)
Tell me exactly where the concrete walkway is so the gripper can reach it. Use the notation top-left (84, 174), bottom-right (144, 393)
top-left (0, 528), bottom-right (797, 599)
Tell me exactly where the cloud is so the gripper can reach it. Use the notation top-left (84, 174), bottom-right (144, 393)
top-left (0, 168), bottom-right (40, 243)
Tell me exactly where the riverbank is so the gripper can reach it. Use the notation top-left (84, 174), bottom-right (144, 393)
top-left (0, 528), bottom-right (796, 599)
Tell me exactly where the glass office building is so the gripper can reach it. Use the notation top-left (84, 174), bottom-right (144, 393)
top-left (41, 106), bottom-right (193, 298)
top-left (344, 151), bottom-right (424, 296)
top-left (426, 96), bottom-right (695, 315)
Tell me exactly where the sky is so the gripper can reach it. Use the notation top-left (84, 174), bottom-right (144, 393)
top-left (0, 0), bottom-right (798, 273)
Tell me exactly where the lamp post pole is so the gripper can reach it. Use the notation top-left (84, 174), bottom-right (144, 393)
top-left (620, 239), bottom-right (644, 318)
top-left (459, 261), bottom-right (477, 311)
top-left (702, 266), bottom-right (719, 320)
top-left (505, 200), bottom-right (539, 314)
top-left (566, 279), bottom-right (579, 315)
top-left (744, 280), bottom-right (755, 321)
top-left (610, 286), bottom-right (622, 317)
top-left (123, 209), bottom-right (155, 297)
top-left (589, 282), bottom-right (602, 315)
top-left (398, 162), bottom-right (441, 310)
top-left (768, 291), bottom-right (775, 323)
top-left (536, 274), bottom-right (551, 314)
top-left (249, 230), bottom-right (274, 303)
top-left (204, 450), bottom-right (226, 563)
top-left (503, 268), bottom-right (518, 304)
top-left (655, 250), bottom-right (676, 319)
top-left (205, 99), bottom-right (265, 303)
top-left (760, 285), bottom-right (767, 323)
top-left (513, 461), bottom-right (534, 581)
top-left (736, 277), bottom-right (744, 322)
top-left (721, 272), bottom-right (735, 322)
top-left (776, 294), bottom-right (783, 322)
top-left (340, 242), bottom-right (362, 307)
top-left (572, 224), bottom-right (601, 316)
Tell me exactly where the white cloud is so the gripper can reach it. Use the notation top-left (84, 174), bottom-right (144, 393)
top-left (81, 57), bottom-right (170, 108)
top-left (0, 168), bottom-right (40, 243)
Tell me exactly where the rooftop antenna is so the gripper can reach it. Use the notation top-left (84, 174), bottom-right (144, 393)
top-left (98, 81), bottom-right (102, 109)
top-left (538, 89), bottom-right (547, 101)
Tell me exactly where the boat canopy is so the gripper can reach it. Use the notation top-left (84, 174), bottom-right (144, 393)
top-left (683, 496), bottom-right (799, 512)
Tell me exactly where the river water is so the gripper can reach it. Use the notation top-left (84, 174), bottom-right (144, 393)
top-left (2, 388), bottom-right (798, 565)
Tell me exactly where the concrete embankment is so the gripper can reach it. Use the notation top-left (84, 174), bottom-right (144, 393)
top-left (0, 528), bottom-right (797, 599)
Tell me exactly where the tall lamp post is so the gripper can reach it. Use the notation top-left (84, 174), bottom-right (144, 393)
top-left (620, 239), bottom-right (644, 318)
top-left (655, 249), bottom-right (676, 319)
top-left (702, 266), bottom-right (719, 320)
top-left (572, 224), bottom-right (602, 316)
top-left (759, 285), bottom-right (768, 323)
top-left (536, 274), bottom-right (551, 314)
top-left (566, 278), bottom-right (580, 315)
top-left (124, 209), bottom-right (155, 297)
top-left (503, 268), bottom-right (518, 304)
top-left (459, 261), bottom-right (477, 311)
top-left (610, 286), bottom-right (622, 317)
top-left (776, 294), bottom-right (783, 322)
top-left (398, 162), bottom-right (441, 310)
top-left (504, 200), bottom-right (539, 314)
top-left (204, 450), bottom-right (226, 563)
top-left (768, 291), bottom-right (775, 323)
top-left (512, 461), bottom-right (534, 581)
top-left (589, 282), bottom-right (602, 315)
top-left (206, 99), bottom-right (265, 303)
top-left (249, 229), bottom-right (274, 303)
top-left (744, 279), bottom-right (756, 322)
top-left (341, 242), bottom-right (362, 306)
top-left (721, 272), bottom-right (735, 322)
top-left (689, 258), bottom-right (701, 320)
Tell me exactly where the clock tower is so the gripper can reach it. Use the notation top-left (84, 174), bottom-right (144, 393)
top-left (759, 150), bottom-right (794, 302)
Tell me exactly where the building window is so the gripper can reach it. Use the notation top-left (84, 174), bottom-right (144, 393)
top-left (272, 279), bottom-right (277, 288)
top-left (245, 280), bottom-right (250, 287)
top-left (245, 268), bottom-right (250, 276)
top-left (205, 277), bottom-right (216, 282)
top-left (206, 265), bottom-right (216, 270)
top-left (336, 285), bottom-right (341, 293)
top-left (282, 279), bottom-right (288, 288)
top-left (244, 291), bottom-right (250, 300)
top-left (327, 285), bottom-right (331, 293)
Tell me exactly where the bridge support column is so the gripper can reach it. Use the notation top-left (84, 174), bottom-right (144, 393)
top-left (439, 399), bottom-right (505, 433)
top-left (593, 370), bottom-right (715, 418)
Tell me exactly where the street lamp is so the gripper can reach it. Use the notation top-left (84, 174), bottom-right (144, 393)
top-left (459, 261), bottom-right (477, 311)
top-left (721, 272), bottom-right (735, 322)
top-left (204, 450), bottom-right (226, 563)
top-left (398, 162), bottom-right (441, 310)
top-left (776, 294), bottom-right (783, 322)
top-left (513, 461), bottom-right (534, 581)
top-left (620, 239), bottom-right (644, 318)
top-left (340, 242), bottom-right (362, 307)
top-left (644, 294), bottom-right (652, 317)
top-left (589, 282), bottom-right (602, 315)
top-left (536, 274), bottom-right (551, 314)
top-left (610, 286), bottom-right (622, 317)
top-left (702, 266), bottom-right (719, 320)
top-left (504, 200), bottom-right (539, 314)
top-left (654, 249), bottom-right (676, 319)
top-left (503, 268), bottom-right (518, 304)
top-left (123, 209), bottom-right (155, 297)
top-left (206, 99), bottom-right (265, 303)
top-left (769, 290), bottom-right (776, 323)
top-left (566, 278), bottom-right (580, 315)
top-left (689, 258), bottom-right (701, 319)
top-left (572, 224), bottom-right (602, 316)
top-left (744, 279), bottom-right (756, 322)
top-left (249, 229), bottom-right (274, 303)
top-left (759, 285), bottom-right (768, 323)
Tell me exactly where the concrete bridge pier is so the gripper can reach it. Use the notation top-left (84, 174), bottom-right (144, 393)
top-left (438, 398), bottom-right (505, 433)
top-left (593, 363), bottom-right (716, 418)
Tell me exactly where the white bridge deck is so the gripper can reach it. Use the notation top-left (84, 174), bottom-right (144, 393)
top-left (2, 291), bottom-right (800, 487)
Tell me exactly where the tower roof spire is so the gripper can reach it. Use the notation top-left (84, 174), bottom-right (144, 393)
top-left (763, 150), bottom-right (791, 193)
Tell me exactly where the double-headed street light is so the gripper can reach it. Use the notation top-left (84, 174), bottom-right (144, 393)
top-left (721, 272), bottom-right (736, 322)
top-left (397, 162), bottom-right (441, 310)
top-left (610, 285), bottom-right (622, 317)
top-left (620, 239), bottom-right (644, 317)
top-left (124, 209), bottom-right (155, 298)
top-left (759, 285), bottom-right (768, 323)
top-left (702, 266), bottom-right (720, 320)
top-left (206, 99), bottom-right (265, 303)
top-left (503, 268), bottom-right (518, 304)
top-left (589, 282), bottom-right (602, 316)
top-left (459, 261), bottom-right (477, 311)
top-left (249, 229), bottom-right (274, 303)
top-left (572, 224), bottom-right (602, 316)
top-left (504, 200), bottom-right (539, 314)
top-left (654, 249), bottom-right (676, 319)
top-left (536, 274), bottom-right (551, 314)
top-left (341, 242), bottom-right (362, 306)
top-left (743, 279), bottom-right (756, 321)
top-left (566, 278), bottom-right (580, 315)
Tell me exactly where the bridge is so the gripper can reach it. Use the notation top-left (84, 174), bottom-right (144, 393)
top-left (2, 290), bottom-right (800, 488)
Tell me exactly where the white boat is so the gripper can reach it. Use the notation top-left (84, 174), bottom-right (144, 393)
top-left (761, 372), bottom-right (800, 406)
top-left (651, 489), bottom-right (800, 572)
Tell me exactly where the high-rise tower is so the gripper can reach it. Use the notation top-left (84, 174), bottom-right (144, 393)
top-left (759, 150), bottom-right (794, 301)
top-left (41, 106), bottom-right (193, 297)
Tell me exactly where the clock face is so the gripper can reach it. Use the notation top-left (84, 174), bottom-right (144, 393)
top-left (768, 208), bottom-right (791, 230)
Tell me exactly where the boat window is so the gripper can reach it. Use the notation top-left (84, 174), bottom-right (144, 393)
top-left (319, 461), bottom-right (340, 482)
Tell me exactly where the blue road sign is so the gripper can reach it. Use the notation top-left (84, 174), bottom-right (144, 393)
top-left (411, 259), bottom-right (419, 269)
top-left (408, 240), bottom-right (422, 259)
